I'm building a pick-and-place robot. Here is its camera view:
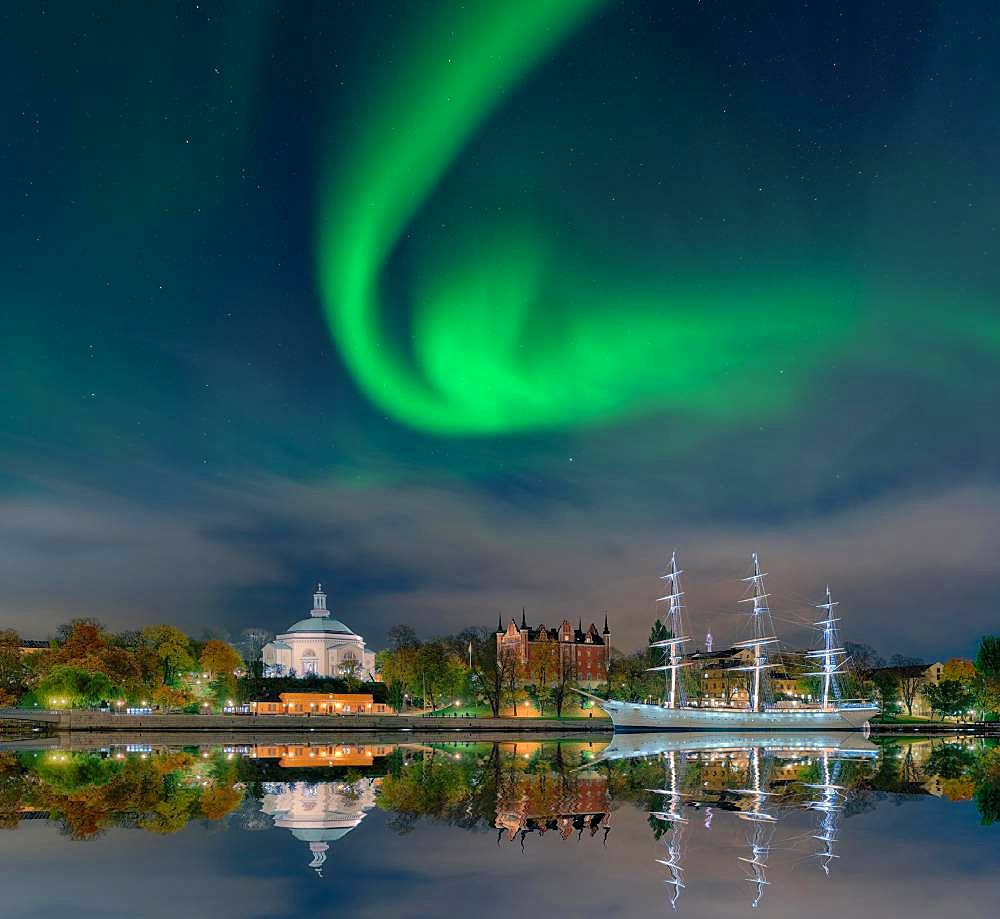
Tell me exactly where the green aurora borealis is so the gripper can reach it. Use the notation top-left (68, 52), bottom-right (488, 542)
top-left (2, 1), bottom-right (1000, 653)
top-left (317, 0), bottom-right (858, 434)
top-left (315, 0), bottom-right (994, 437)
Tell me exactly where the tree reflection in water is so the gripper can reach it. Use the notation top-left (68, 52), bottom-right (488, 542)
top-left (0, 734), bottom-right (997, 889)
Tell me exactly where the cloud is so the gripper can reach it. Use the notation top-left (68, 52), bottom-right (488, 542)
top-left (1, 470), bottom-right (995, 658)
top-left (230, 475), bottom-right (1000, 658)
top-left (0, 493), bottom-right (282, 638)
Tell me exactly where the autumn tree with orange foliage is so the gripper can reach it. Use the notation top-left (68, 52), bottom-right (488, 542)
top-left (942, 658), bottom-right (977, 685)
top-left (199, 640), bottom-right (242, 678)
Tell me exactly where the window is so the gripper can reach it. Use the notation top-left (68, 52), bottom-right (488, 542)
top-left (302, 659), bottom-right (318, 675)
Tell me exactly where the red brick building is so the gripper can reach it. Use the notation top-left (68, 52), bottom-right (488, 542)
top-left (496, 611), bottom-right (611, 688)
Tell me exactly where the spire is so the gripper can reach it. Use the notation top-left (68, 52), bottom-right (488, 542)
top-left (311, 583), bottom-right (328, 618)
top-left (578, 617), bottom-right (582, 634)
top-left (521, 608), bottom-right (527, 629)
top-left (497, 612), bottom-right (503, 633)
top-left (602, 611), bottom-right (609, 635)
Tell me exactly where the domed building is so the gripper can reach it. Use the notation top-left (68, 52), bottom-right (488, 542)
top-left (261, 585), bottom-right (376, 678)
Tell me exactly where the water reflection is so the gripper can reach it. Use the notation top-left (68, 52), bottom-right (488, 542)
top-left (1, 733), bottom-right (998, 912)
top-left (261, 779), bottom-right (378, 876)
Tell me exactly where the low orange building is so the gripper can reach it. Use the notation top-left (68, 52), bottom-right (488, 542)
top-left (251, 743), bottom-right (395, 767)
top-left (251, 692), bottom-right (394, 715)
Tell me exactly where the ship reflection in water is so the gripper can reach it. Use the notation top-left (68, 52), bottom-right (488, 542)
top-left (1, 733), bottom-right (998, 917)
top-left (599, 733), bottom-right (879, 909)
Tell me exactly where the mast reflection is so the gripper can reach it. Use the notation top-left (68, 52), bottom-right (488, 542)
top-left (593, 731), bottom-right (878, 909)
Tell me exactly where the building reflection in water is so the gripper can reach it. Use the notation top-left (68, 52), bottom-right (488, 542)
top-left (494, 754), bottom-right (611, 849)
top-left (12, 731), bottom-right (992, 910)
top-left (255, 744), bottom-right (392, 876)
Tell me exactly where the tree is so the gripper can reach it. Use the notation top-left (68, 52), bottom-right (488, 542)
top-left (871, 669), bottom-right (901, 715)
top-left (844, 642), bottom-right (883, 677)
top-left (339, 655), bottom-right (364, 683)
top-left (468, 631), bottom-right (505, 717)
top-left (923, 680), bottom-right (974, 721)
top-left (897, 670), bottom-right (925, 717)
top-left (378, 646), bottom-right (420, 708)
top-left (56, 621), bottom-right (109, 671)
top-left (152, 684), bottom-right (193, 710)
top-left (415, 641), bottom-right (464, 713)
top-left (142, 626), bottom-right (194, 683)
top-left (37, 666), bottom-right (116, 707)
top-left (239, 628), bottom-right (273, 671)
top-left (550, 659), bottom-right (578, 718)
top-left (647, 619), bottom-right (670, 667)
top-left (974, 636), bottom-right (1000, 720)
top-left (975, 636), bottom-right (1000, 680)
top-left (56, 618), bottom-right (105, 645)
top-left (501, 645), bottom-right (523, 716)
top-left (942, 658), bottom-right (976, 685)
top-left (525, 641), bottom-right (558, 716)
top-left (200, 640), bottom-right (242, 678)
top-left (0, 630), bottom-right (28, 707)
top-left (609, 650), bottom-right (649, 702)
top-left (387, 624), bottom-right (420, 652)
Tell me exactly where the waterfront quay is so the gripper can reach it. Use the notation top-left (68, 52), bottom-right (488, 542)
top-left (0, 708), bottom-right (612, 734)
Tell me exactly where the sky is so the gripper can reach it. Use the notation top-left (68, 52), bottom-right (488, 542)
top-left (1, 1), bottom-right (998, 658)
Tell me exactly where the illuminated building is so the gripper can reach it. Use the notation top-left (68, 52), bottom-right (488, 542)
top-left (261, 584), bottom-right (376, 678)
top-left (251, 692), bottom-right (394, 715)
top-left (496, 611), bottom-right (611, 687)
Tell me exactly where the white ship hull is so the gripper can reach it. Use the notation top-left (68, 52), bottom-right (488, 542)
top-left (595, 698), bottom-right (877, 732)
top-left (593, 730), bottom-right (880, 761)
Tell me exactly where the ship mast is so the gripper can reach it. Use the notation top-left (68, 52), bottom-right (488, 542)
top-left (648, 551), bottom-right (692, 708)
top-left (730, 553), bottom-right (779, 712)
top-left (804, 586), bottom-right (847, 710)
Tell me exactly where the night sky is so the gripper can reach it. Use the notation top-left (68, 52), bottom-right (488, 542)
top-left (2, 1), bottom-right (998, 657)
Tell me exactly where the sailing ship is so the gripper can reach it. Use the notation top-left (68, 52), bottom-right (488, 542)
top-left (580, 552), bottom-right (879, 732)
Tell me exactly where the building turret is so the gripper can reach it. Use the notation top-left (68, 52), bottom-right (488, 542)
top-left (602, 612), bottom-right (610, 636)
top-left (521, 608), bottom-right (527, 630)
top-left (311, 584), bottom-right (328, 618)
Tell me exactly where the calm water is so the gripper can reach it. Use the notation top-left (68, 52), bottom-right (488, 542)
top-left (1, 732), bottom-right (998, 918)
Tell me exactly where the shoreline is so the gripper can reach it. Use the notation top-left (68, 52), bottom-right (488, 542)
top-left (0, 708), bottom-right (612, 734)
top-left (3, 709), bottom-right (994, 737)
